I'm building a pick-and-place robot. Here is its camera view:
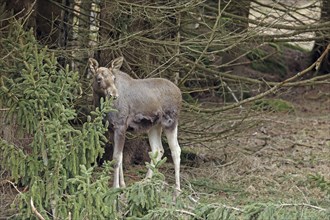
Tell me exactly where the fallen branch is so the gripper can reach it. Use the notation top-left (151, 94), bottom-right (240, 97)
top-left (180, 55), bottom-right (330, 87)
top-left (3, 181), bottom-right (45, 220)
top-left (175, 209), bottom-right (198, 218)
top-left (278, 203), bottom-right (327, 212)
top-left (185, 44), bottom-right (330, 113)
top-left (3, 180), bottom-right (23, 194)
top-left (30, 198), bottom-right (46, 220)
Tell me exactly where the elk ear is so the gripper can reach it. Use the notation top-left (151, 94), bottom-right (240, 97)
top-left (111, 56), bottom-right (124, 70)
top-left (88, 58), bottom-right (99, 74)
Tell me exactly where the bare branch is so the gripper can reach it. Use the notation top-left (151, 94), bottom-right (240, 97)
top-left (185, 44), bottom-right (330, 113)
top-left (30, 198), bottom-right (46, 220)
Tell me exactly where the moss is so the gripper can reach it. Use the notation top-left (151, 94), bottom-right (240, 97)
top-left (180, 147), bottom-right (200, 164)
top-left (182, 92), bottom-right (196, 103)
top-left (247, 47), bottom-right (288, 78)
top-left (252, 98), bottom-right (295, 113)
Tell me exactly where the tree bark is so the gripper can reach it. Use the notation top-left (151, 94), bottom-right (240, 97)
top-left (312, 0), bottom-right (330, 74)
top-left (220, 0), bottom-right (251, 32)
top-left (35, 0), bottom-right (62, 46)
top-left (2, 0), bottom-right (37, 30)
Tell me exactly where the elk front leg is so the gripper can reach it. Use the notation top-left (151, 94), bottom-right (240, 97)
top-left (113, 126), bottom-right (126, 188)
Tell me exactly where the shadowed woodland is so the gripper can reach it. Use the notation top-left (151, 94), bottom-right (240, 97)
top-left (0, 0), bottom-right (330, 219)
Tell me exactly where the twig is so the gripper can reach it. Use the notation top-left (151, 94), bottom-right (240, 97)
top-left (21, 0), bottom-right (37, 27)
top-left (4, 180), bottom-right (23, 195)
top-left (4, 181), bottom-right (45, 220)
top-left (216, 159), bottom-right (236, 168)
top-left (30, 198), bottom-right (46, 220)
top-left (204, 4), bottom-right (330, 32)
top-left (178, 0), bottom-right (230, 86)
top-left (278, 203), bottom-right (327, 212)
top-left (175, 209), bottom-right (198, 218)
top-left (222, 204), bottom-right (243, 212)
top-left (222, 81), bottom-right (242, 109)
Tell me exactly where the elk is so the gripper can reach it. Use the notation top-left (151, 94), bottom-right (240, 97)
top-left (88, 57), bottom-right (182, 193)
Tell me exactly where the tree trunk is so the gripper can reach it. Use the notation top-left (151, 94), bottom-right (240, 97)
top-left (73, 0), bottom-right (92, 72)
top-left (312, 0), bottom-right (330, 74)
top-left (35, 0), bottom-right (62, 46)
top-left (2, 0), bottom-right (37, 30)
top-left (98, 0), bottom-right (117, 64)
top-left (221, 0), bottom-right (251, 32)
top-left (35, 0), bottom-right (73, 67)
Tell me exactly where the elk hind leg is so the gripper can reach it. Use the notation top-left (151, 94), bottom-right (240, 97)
top-left (146, 124), bottom-right (164, 179)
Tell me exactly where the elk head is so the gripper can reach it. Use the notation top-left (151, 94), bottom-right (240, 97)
top-left (88, 57), bottom-right (124, 99)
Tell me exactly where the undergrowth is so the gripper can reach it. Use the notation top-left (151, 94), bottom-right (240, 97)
top-left (309, 173), bottom-right (330, 196)
top-left (252, 98), bottom-right (295, 112)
